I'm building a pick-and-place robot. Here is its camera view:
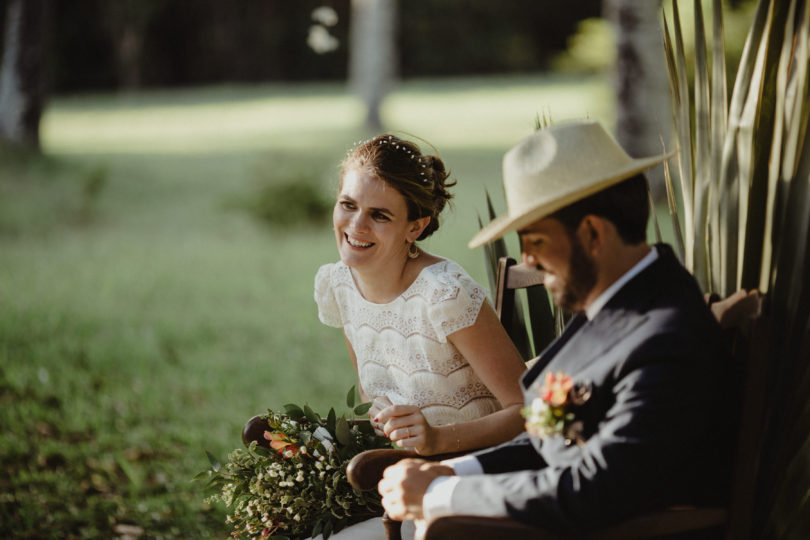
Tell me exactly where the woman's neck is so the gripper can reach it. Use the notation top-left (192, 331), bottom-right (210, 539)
top-left (351, 251), bottom-right (440, 304)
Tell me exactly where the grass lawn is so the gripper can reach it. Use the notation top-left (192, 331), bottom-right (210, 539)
top-left (0, 73), bottom-right (616, 538)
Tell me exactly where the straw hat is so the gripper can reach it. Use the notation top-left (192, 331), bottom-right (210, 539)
top-left (469, 120), bottom-right (674, 248)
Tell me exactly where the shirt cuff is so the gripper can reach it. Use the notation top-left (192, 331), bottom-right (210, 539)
top-left (441, 455), bottom-right (484, 476)
top-left (422, 476), bottom-right (461, 523)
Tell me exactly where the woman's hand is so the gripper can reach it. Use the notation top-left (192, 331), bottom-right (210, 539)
top-left (368, 396), bottom-right (393, 437)
top-left (373, 404), bottom-right (438, 455)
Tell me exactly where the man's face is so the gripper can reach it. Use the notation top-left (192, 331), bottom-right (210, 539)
top-left (518, 217), bottom-right (597, 312)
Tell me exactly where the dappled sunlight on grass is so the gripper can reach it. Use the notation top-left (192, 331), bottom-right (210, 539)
top-left (387, 74), bottom-right (613, 149)
top-left (42, 85), bottom-right (364, 155)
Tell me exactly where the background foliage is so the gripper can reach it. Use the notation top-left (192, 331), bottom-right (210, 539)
top-left (0, 0), bottom-right (602, 93)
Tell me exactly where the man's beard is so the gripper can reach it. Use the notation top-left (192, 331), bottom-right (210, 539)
top-left (556, 235), bottom-right (598, 312)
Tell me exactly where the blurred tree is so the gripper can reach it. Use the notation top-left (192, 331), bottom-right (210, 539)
top-left (0, 0), bottom-right (51, 149)
top-left (349, 0), bottom-right (397, 130)
top-left (100, 0), bottom-right (163, 91)
top-left (603, 0), bottom-right (671, 202)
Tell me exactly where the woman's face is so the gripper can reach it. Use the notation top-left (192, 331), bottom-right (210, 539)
top-left (333, 167), bottom-right (418, 272)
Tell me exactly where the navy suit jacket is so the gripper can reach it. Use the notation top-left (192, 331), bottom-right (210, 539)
top-left (450, 244), bottom-right (733, 533)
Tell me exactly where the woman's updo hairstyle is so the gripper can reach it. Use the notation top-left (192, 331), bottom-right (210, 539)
top-left (341, 134), bottom-right (455, 240)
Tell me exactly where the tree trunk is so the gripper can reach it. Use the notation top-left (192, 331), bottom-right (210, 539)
top-left (102, 0), bottom-right (162, 91)
top-left (603, 0), bottom-right (671, 202)
top-left (348, 0), bottom-right (398, 131)
top-left (0, 0), bottom-right (51, 149)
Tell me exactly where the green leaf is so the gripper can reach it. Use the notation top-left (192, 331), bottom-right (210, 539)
top-left (335, 416), bottom-right (352, 446)
top-left (346, 385), bottom-right (356, 408)
top-left (353, 402), bottom-right (372, 415)
top-left (204, 450), bottom-right (220, 471)
top-left (326, 407), bottom-right (336, 433)
top-left (356, 420), bottom-right (374, 436)
top-left (692, 0), bottom-right (713, 292)
top-left (303, 404), bottom-right (321, 425)
top-left (667, 0), bottom-right (696, 270)
top-left (283, 403), bottom-right (305, 419)
top-left (662, 158), bottom-right (685, 262)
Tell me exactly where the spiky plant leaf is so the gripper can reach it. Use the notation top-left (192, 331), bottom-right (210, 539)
top-left (708, 0), bottom-right (731, 295)
top-left (665, 2), bottom-right (697, 270)
top-left (663, 157), bottom-right (686, 261)
top-left (693, 0), bottom-right (714, 291)
top-left (740, 1), bottom-right (787, 292)
top-left (526, 285), bottom-right (555, 354)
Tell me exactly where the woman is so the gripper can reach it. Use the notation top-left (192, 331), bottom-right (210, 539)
top-left (312, 134), bottom-right (526, 538)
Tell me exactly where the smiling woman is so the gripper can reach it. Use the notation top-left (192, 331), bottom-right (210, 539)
top-left (310, 134), bottom-right (528, 539)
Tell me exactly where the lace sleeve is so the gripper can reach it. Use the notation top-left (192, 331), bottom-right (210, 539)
top-left (314, 264), bottom-right (342, 328)
top-left (427, 262), bottom-right (487, 342)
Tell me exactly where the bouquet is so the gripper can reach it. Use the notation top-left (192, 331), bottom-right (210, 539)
top-left (522, 371), bottom-right (591, 446)
top-left (200, 387), bottom-right (392, 539)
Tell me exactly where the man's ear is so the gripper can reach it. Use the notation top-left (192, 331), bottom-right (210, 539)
top-left (407, 216), bottom-right (431, 243)
top-left (578, 215), bottom-right (608, 256)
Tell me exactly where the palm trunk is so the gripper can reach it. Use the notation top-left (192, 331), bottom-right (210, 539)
top-left (604, 0), bottom-right (672, 203)
top-left (349, 0), bottom-right (398, 131)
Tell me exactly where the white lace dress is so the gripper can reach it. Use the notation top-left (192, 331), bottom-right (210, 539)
top-left (314, 259), bottom-right (501, 425)
top-left (309, 259), bottom-right (502, 540)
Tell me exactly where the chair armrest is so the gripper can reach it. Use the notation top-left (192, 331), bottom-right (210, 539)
top-left (347, 447), bottom-right (474, 492)
top-left (594, 506), bottom-right (726, 538)
top-left (347, 449), bottom-right (419, 491)
top-left (422, 507), bottom-right (726, 540)
top-left (423, 516), bottom-right (561, 540)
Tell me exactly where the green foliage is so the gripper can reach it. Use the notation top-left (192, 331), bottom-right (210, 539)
top-left (244, 177), bottom-right (333, 228)
top-left (551, 18), bottom-right (616, 74)
top-left (478, 190), bottom-right (558, 360)
top-left (200, 390), bottom-right (390, 539)
top-left (663, 0), bottom-right (810, 536)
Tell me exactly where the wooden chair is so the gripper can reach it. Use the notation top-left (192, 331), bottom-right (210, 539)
top-left (345, 256), bottom-right (764, 540)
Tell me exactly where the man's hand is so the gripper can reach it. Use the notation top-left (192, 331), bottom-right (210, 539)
top-left (378, 458), bottom-right (454, 521)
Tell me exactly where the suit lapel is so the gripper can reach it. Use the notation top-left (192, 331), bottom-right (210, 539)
top-left (543, 308), bottom-right (649, 376)
top-left (522, 313), bottom-right (587, 389)
top-left (522, 245), bottom-right (678, 389)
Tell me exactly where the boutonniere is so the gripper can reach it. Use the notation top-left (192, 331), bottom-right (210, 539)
top-left (522, 371), bottom-right (592, 446)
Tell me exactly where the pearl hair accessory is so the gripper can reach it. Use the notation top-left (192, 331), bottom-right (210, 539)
top-left (347, 135), bottom-right (431, 184)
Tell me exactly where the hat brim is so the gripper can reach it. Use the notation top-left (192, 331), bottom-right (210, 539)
top-left (468, 151), bottom-right (674, 249)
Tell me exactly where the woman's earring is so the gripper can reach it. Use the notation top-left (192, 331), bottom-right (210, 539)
top-left (407, 242), bottom-right (420, 259)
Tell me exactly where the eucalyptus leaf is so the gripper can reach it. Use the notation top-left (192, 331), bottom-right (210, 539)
top-left (283, 403), bottom-right (305, 419)
top-left (204, 450), bottom-right (220, 470)
top-left (303, 404), bottom-right (321, 425)
top-left (346, 385), bottom-right (356, 408)
top-left (327, 407), bottom-right (336, 434)
top-left (353, 402), bottom-right (372, 415)
top-left (335, 416), bottom-right (352, 446)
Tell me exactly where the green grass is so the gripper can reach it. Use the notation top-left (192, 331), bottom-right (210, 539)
top-left (0, 73), bottom-right (613, 538)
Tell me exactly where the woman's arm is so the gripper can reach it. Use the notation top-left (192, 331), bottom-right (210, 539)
top-left (343, 332), bottom-right (369, 403)
top-left (377, 302), bottom-right (527, 455)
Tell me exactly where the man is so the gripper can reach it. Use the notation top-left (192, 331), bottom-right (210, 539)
top-left (377, 120), bottom-right (732, 534)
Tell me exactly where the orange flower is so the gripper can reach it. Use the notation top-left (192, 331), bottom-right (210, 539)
top-left (541, 371), bottom-right (574, 407)
top-left (264, 431), bottom-right (299, 456)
